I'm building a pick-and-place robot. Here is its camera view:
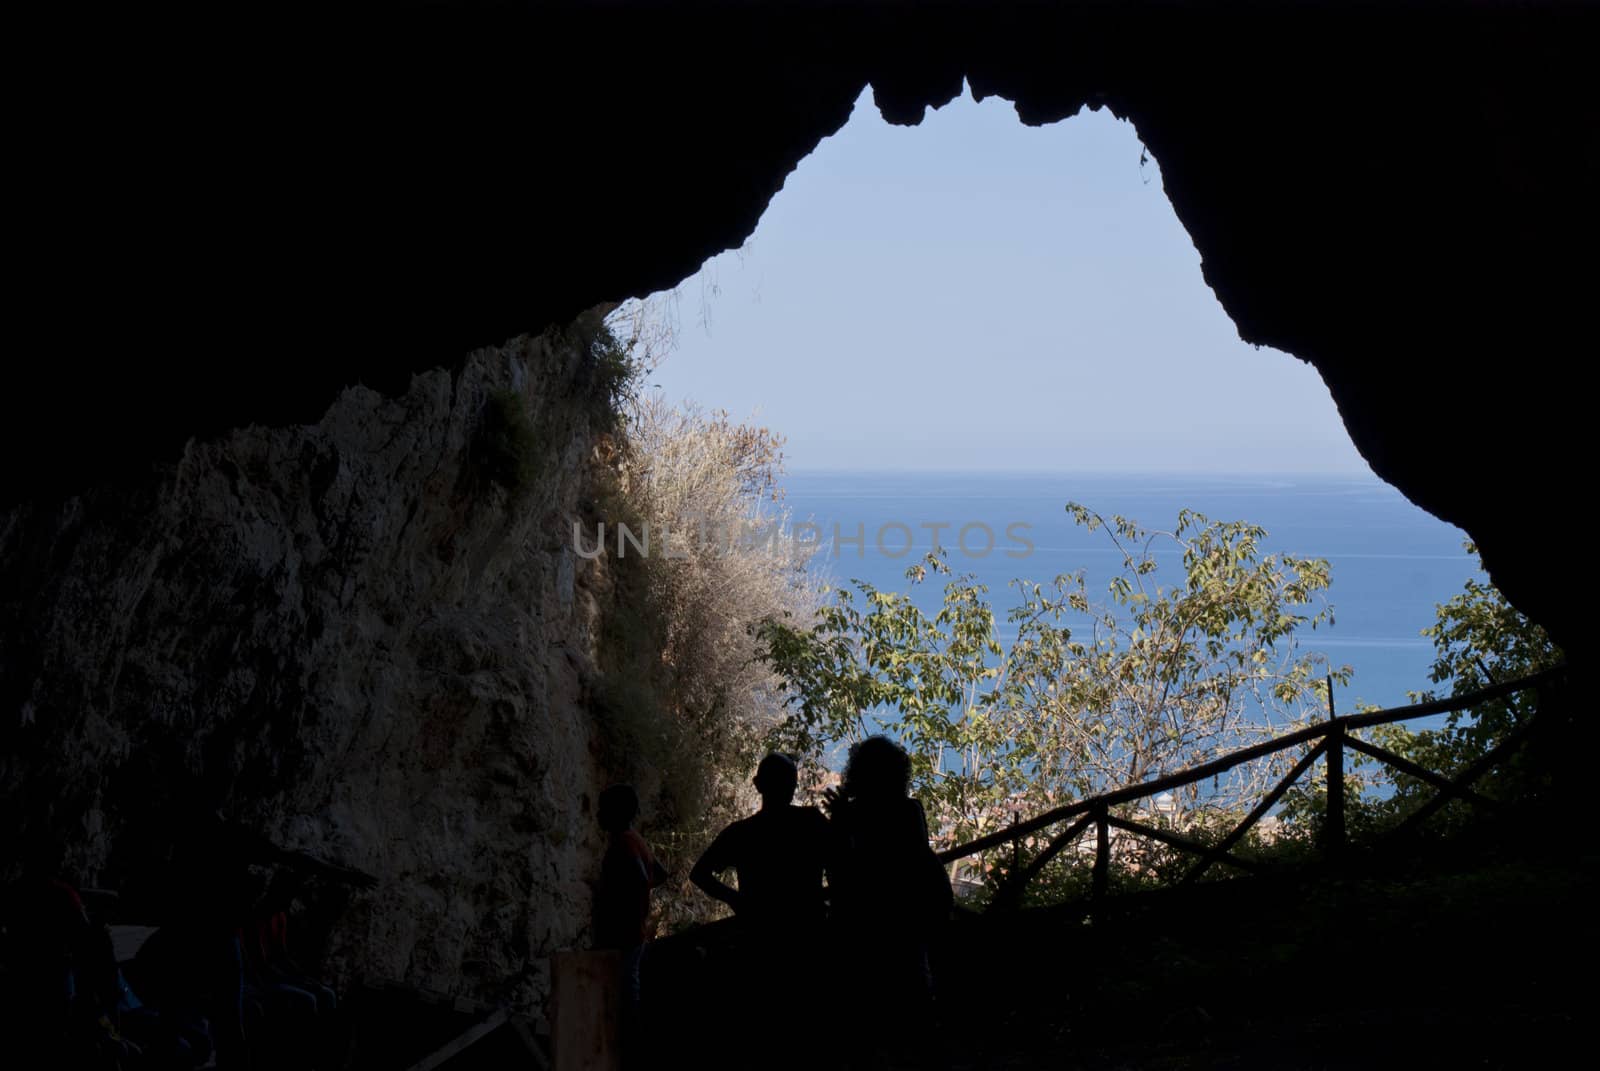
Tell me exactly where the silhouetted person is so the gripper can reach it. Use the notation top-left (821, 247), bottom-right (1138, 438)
top-left (592, 784), bottom-right (668, 1066)
top-left (0, 839), bottom-right (206, 1068)
top-left (690, 753), bottom-right (831, 1065)
top-left (1, 849), bottom-right (127, 1067)
top-left (242, 871), bottom-right (343, 1069)
top-left (691, 753), bottom-right (831, 929)
top-left (133, 808), bottom-right (373, 1069)
top-left (827, 736), bottom-right (953, 1066)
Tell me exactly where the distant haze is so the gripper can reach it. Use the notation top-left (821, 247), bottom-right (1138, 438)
top-left (644, 86), bottom-right (1372, 476)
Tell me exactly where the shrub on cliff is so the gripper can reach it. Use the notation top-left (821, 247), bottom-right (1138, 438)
top-left (589, 307), bottom-right (822, 930)
top-left (473, 388), bottom-right (543, 495)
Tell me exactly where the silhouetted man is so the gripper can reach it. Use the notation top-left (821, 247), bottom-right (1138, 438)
top-left (690, 754), bottom-right (830, 1063)
top-left (691, 753), bottom-right (831, 930)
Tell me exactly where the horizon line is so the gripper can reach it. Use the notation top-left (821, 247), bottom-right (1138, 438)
top-left (783, 466), bottom-right (1385, 480)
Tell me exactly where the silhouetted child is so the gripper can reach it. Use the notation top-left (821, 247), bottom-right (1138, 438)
top-left (593, 784), bottom-right (668, 1064)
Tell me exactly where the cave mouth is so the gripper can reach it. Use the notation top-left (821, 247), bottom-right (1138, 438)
top-left (648, 84), bottom-right (1371, 476)
top-left (634, 84), bottom-right (1475, 713)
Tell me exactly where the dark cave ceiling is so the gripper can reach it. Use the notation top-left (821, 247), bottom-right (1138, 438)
top-left (8, 1), bottom-right (1595, 652)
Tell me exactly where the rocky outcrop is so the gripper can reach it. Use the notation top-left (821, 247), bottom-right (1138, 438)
top-left (0, 325), bottom-right (627, 1017)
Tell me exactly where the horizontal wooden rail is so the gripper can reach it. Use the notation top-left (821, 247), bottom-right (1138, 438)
top-left (1106, 814), bottom-right (1263, 874)
top-left (1182, 738), bottom-right (1328, 886)
top-left (936, 664), bottom-right (1565, 869)
top-left (993, 813), bottom-right (1094, 908)
top-left (1344, 735), bottom-right (1500, 811)
top-left (1383, 712), bottom-right (1543, 842)
top-left (937, 719), bottom-right (1329, 864)
top-left (1339, 664), bottom-right (1564, 730)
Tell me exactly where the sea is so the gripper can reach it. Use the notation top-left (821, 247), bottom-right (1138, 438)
top-left (775, 470), bottom-right (1477, 732)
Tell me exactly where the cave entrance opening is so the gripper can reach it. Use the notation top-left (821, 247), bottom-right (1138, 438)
top-left (621, 82), bottom-right (1477, 716)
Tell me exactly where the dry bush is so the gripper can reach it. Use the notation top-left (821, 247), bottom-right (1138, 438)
top-left (619, 395), bottom-right (814, 718)
top-left (596, 315), bottom-right (823, 928)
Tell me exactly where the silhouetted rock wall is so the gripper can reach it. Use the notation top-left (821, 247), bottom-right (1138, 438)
top-left (0, 325), bottom-right (627, 1017)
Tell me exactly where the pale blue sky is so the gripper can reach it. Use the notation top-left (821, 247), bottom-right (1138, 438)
top-left (642, 85), bottom-right (1372, 476)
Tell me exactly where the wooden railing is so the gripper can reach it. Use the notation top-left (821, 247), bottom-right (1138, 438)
top-left (935, 664), bottom-right (1568, 910)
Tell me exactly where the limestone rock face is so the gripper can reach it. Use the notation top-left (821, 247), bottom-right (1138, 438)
top-left (0, 329), bottom-right (621, 1018)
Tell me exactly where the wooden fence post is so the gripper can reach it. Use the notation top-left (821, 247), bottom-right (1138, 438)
top-left (1324, 675), bottom-right (1345, 861)
top-left (1092, 801), bottom-right (1109, 905)
top-left (552, 949), bottom-right (620, 1071)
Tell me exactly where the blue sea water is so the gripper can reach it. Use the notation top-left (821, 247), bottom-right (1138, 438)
top-left (777, 470), bottom-right (1477, 723)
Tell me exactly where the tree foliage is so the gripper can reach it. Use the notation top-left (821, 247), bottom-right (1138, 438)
top-left (1299, 542), bottom-right (1566, 830)
top-left (759, 505), bottom-right (1349, 869)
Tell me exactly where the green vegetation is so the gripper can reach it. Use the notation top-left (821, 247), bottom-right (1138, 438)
top-left (563, 305), bottom-right (649, 428)
top-left (760, 505), bottom-right (1347, 899)
top-left (469, 306), bottom-right (642, 498)
top-left (759, 514), bottom-right (1563, 905)
top-left (578, 296), bottom-right (1562, 917)
top-left (472, 388), bottom-right (544, 495)
top-left (1280, 541), bottom-right (1564, 839)
top-left (1375, 541), bottom-right (1563, 799)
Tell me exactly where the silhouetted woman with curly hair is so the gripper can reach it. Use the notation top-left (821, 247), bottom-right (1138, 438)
top-left (826, 735), bottom-right (952, 1065)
